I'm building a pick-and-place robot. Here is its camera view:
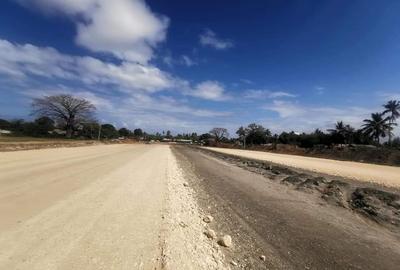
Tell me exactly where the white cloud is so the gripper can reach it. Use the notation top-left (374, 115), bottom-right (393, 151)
top-left (199, 29), bottom-right (233, 50)
top-left (163, 54), bottom-right (174, 67)
top-left (125, 93), bottom-right (230, 117)
top-left (15, 0), bottom-right (169, 64)
top-left (0, 38), bottom-right (233, 132)
top-left (244, 89), bottom-right (296, 99)
top-left (162, 54), bottom-right (197, 67)
top-left (187, 81), bottom-right (230, 101)
top-left (0, 39), bottom-right (174, 93)
top-left (181, 55), bottom-right (197, 67)
top-left (264, 100), bottom-right (373, 132)
top-left (0, 38), bottom-right (238, 102)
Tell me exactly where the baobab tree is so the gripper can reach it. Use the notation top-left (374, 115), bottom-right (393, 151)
top-left (31, 94), bottom-right (96, 138)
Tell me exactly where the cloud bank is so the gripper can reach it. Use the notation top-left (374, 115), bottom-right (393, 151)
top-left (15, 0), bottom-right (169, 64)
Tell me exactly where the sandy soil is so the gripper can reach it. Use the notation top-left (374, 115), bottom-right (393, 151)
top-left (0, 144), bottom-right (224, 269)
top-left (205, 147), bottom-right (400, 188)
top-left (175, 146), bottom-right (400, 269)
top-left (0, 137), bottom-right (102, 152)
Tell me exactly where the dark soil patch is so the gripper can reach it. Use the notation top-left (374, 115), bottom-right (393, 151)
top-left (350, 188), bottom-right (400, 226)
top-left (296, 176), bottom-right (327, 192)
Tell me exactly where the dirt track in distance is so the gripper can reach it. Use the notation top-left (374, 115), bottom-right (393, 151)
top-left (205, 147), bottom-right (400, 187)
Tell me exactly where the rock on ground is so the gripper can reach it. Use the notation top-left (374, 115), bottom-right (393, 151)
top-left (218, 235), bottom-right (232, 247)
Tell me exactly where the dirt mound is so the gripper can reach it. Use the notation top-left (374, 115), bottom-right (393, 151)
top-left (296, 176), bottom-right (327, 191)
top-left (350, 188), bottom-right (400, 226)
top-left (321, 180), bottom-right (350, 207)
top-left (281, 176), bottom-right (304, 185)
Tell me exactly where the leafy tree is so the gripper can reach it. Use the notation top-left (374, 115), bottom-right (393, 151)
top-left (166, 130), bottom-right (172, 139)
top-left (246, 123), bottom-right (271, 145)
top-left (77, 122), bottom-right (100, 139)
top-left (133, 128), bottom-right (143, 137)
top-left (382, 100), bottom-right (400, 144)
top-left (209, 127), bottom-right (229, 142)
top-left (199, 133), bottom-right (212, 141)
top-left (32, 117), bottom-right (55, 136)
top-left (361, 113), bottom-right (392, 144)
top-left (236, 126), bottom-right (248, 147)
top-left (391, 137), bottom-right (400, 148)
top-left (190, 132), bottom-right (198, 142)
top-left (31, 94), bottom-right (96, 138)
top-left (0, 119), bottom-right (10, 130)
top-left (279, 131), bottom-right (299, 145)
top-left (118, 128), bottom-right (131, 137)
top-left (101, 124), bottom-right (118, 139)
top-left (9, 119), bottom-right (25, 135)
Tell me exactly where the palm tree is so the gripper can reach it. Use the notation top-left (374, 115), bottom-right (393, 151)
top-left (361, 113), bottom-right (392, 144)
top-left (383, 100), bottom-right (400, 144)
top-left (328, 121), bottom-right (346, 135)
top-left (328, 121), bottom-right (355, 144)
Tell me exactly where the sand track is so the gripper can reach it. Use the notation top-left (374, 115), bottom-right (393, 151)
top-left (205, 147), bottom-right (400, 187)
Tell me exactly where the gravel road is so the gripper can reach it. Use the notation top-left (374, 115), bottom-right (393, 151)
top-left (205, 147), bottom-right (400, 187)
top-left (0, 144), bottom-right (225, 270)
top-left (174, 146), bottom-right (400, 269)
top-left (2, 144), bottom-right (399, 269)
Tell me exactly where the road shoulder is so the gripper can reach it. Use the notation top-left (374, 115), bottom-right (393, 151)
top-left (162, 147), bottom-right (228, 269)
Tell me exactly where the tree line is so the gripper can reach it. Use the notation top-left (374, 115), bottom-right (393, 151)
top-left (0, 94), bottom-right (399, 148)
top-left (209, 100), bottom-right (400, 148)
top-left (0, 95), bottom-right (145, 140)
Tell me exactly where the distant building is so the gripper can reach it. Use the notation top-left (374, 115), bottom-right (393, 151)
top-left (51, 129), bottom-right (67, 135)
top-left (175, 139), bottom-right (192, 144)
top-left (0, 129), bottom-right (11, 134)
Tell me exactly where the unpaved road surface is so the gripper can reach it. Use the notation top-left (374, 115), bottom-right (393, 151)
top-left (0, 144), bottom-right (226, 270)
top-left (175, 146), bottom-right (400, 269)
top-left (205, 147), bottom-right (400, 187)
top-left (2, 144), bottom-right (399, 270)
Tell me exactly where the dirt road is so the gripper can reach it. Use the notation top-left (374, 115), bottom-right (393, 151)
top-left (174, 146), bottom-right (400, 269)
top-left (2, 144), bottom-right (399, 269)
top-left (205, 147), bottom-right (400, 187)
top-left (0, 145), bottom-right (225, 270)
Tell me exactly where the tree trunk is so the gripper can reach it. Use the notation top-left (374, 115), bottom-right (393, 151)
top-left (66, 127), bottom-right (73, 138)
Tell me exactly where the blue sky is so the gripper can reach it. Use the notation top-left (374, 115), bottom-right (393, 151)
top-left (1, 0), bottom-right (400, 135)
